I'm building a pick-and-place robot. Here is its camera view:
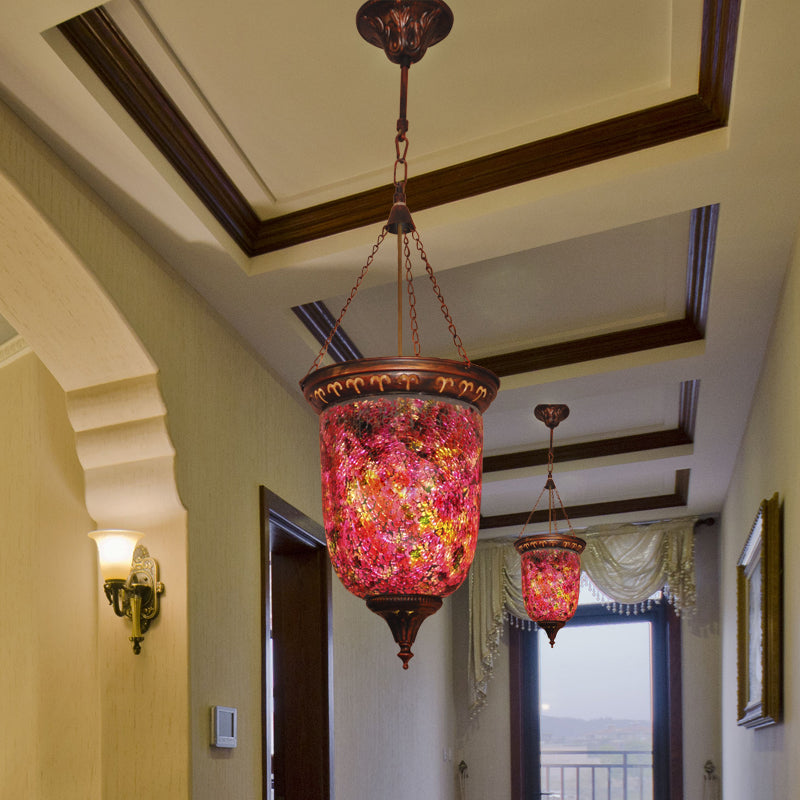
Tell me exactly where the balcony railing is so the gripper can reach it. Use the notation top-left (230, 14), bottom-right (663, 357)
top-left (540, 749), bottom-right (653, 800)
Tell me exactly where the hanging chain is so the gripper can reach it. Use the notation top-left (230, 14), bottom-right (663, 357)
top-left (302, 228), bottom-right (389, 381)
top-left (404, 235), bottom-right (421, 356)
top-left (546, 429), bottom-right (557, 535)
top-left (394, 64), bottom-right (409, 203)
top-left (547, 425), bottom-right (577, 533)
top-left (551, 482), bottom-right (574, 533)
top-left (393, 134), bottom-right (409, 203)
top-left (518, 425), bottom-right (576, 538)
top-left (519, 483), bottom-right (549, 538)
top-left (412, 230), bottom-right (470, 364)
top-left (302, 63), bottom-right (473, 376)
top-left (394, 64), bottom-right (410, 204)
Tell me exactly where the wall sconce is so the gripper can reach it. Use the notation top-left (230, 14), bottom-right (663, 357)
top-left (88, 530), bottom-right (164, 654)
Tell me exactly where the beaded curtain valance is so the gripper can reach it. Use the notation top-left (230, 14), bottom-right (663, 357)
top-left (468, 517), bottom-right (698, 716)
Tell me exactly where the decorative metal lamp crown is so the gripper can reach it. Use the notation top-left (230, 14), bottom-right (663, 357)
top-left (514, 405), bottom-right (585, 647)
top-left (301, 0), bottom-right (498, 669)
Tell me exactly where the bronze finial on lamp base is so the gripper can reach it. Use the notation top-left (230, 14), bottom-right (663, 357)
top-left (366, 594), bottom-right (443, 668)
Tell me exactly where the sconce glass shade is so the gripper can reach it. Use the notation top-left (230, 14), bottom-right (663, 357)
top-left (88, 530), bottom-right (143, 581)
top-left (303, 356), bottom-right (497, 666)
top-left (515, 534), bottom-right (586, 647)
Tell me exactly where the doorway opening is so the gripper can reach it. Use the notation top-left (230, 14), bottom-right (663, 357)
top-left (261, 488), bottom-right (332, 800)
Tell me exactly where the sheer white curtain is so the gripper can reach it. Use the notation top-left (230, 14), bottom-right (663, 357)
top-left (467, 517), bottom-right (698, 717)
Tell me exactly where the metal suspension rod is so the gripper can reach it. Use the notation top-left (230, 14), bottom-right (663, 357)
top-left (398, 63), bottom-right (409, 136)
top-left (397, 232), bottom-right (403, 355)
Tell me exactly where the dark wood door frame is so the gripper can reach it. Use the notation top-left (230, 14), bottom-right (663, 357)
top-left (260, 487), bottom-right (332, 800)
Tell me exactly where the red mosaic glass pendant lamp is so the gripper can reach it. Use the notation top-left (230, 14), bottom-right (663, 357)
top-left (515, 405), bottom-right (586, 647)
top-left (300, 0), bottom-right (498, 669)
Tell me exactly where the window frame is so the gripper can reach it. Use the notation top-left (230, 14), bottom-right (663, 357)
top-left (509, 601), bottom-right (683, 800)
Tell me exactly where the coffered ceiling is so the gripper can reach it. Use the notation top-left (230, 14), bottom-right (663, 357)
top-left (2, 0), bottom-right (799, 536)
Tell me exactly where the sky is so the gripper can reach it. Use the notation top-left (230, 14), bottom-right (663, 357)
top-left (538, 620), bottom-right (653, 721)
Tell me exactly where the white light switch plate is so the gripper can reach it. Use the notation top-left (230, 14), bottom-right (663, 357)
top-left (211, 705), bottom-right (237, 748)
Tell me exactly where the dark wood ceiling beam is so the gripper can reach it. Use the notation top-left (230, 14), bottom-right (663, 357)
top-left (686, 205), bottom-right (718, 334)
top-left (484, 379), bottom-right (698, 473)
top-left (679, 378), bottom-right (701, 439)
top-left (473, 318), bottom-right (701, 378)
top-left (253, 97), bottom-right (721, 253)
top-left (480, 469), bottom-right (690, 529)
top-left (291, 301), bottom-right (363, 363)
top-left (700, 0), bottom-right (740, 121)
top-left (57, 1), bottom-right (740, 257)
top-left (483, 428), bottom-right (692, 474)
top-left (473, 203), bottom-right (717, 378)
top-left (293, 197), bottom-right (715, 390)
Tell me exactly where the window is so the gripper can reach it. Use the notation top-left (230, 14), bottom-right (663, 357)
top-left (261, 488), bottom-right (332, 800)
top-left (510, 602), bottom-right (682, 800)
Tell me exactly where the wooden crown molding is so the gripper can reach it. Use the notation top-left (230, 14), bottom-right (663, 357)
top-left (0, 334), bottom-right (30, 367)
top-left (685, 204), bottom-right (717, 336)
top-left (474, 205), bottom-right (718, 377)
top-left (483, 380), bottom-right (698, 474)
top-left (480, 469), bottom-right (690, 529)
top-left (57, 1), bottom-right (739, 256)
top-left (57, 8), bottom-right (261, 255)
top-left (294, 204), bottom-right (717, 381)
top-left (474, 317), bottom-right (701, 379)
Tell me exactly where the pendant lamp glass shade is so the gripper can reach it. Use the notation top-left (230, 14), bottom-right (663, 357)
top-left (515, 534), bottom-right (586, 647)
top-left (304, 358), bottom-right (497, 666)
top-left (320, 393), bottom-right (482, 598)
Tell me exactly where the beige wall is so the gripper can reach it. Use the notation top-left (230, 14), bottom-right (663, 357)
top-left (681, 524), bottom-right (722, 796)
top-left (0, 94), bottom-right (318, 797)
top-left (720, 223), bottom-right (800, 798)
top-left (0, 98), bottom-right (461, 799)
top-left (0, 350), bottom-right (99, 799)
top-left (333, 582), bottom-right (460, 800)
top-left (451, 578), bottom-right (513, 796)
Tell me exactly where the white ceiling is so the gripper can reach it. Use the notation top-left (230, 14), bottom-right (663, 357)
top-left (116, 0), bottom-right (700, 210)
top-left (2, 0), bottom-right (799, 536)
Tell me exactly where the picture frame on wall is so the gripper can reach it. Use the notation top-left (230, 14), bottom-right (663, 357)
top-left (737, 492), bottom-right (782, 728)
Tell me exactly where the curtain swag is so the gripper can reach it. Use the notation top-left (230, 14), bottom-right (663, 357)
top-left (468, 516), bottom-right (698, 717)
